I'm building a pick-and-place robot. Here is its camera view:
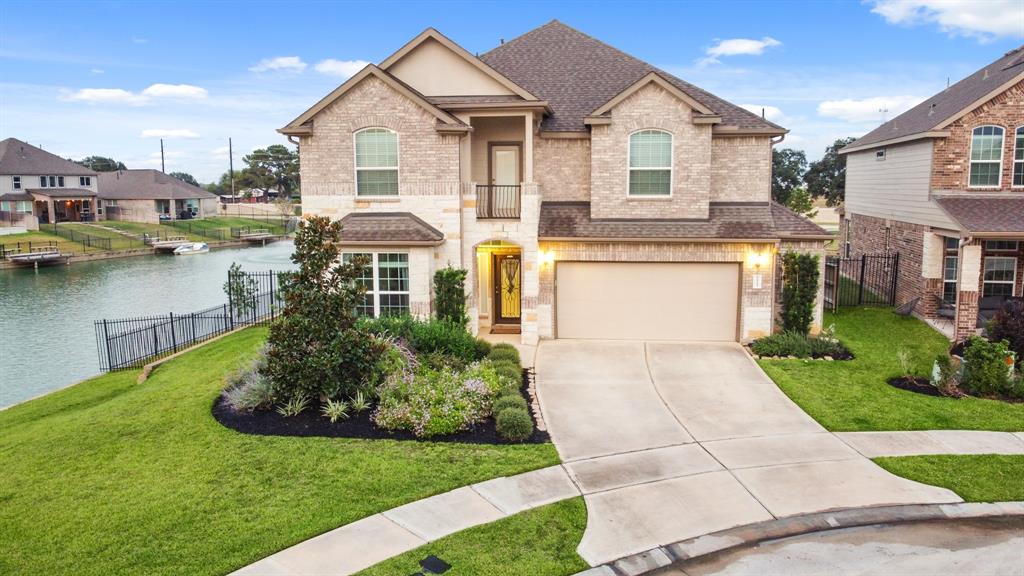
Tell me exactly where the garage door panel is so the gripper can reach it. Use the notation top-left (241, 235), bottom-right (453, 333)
top-left (556, 262), bottom-right (739, 341)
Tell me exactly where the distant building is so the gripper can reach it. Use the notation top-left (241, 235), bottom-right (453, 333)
top-left (0, 137), bottom-right (99, 228)
top-left (97, 170), bottom-right (219, 223)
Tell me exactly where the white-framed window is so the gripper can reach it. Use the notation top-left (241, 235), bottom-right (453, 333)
top-left (628, 129), bottom-right (672, 196)
top-left (984, 240), bottom-right (1020, 252)
top-left (969, 125), bottom-right (1004, 187)
top-left (875, 148), bottom-right (887, 161)
top-left (1014, 126), bottom-right (1024, 187)
top-left (0, 200), bottom-right (28, 213)
top-left (38, 175), bottom-right (64, 188)
top-left (12, 176), bottom-right (21, 190)
top-left (982, 256), bottom-right (1017, 298)
top-left (354, 128), bottom-right (399, 196)
top-left (342, 252), bottom-right (410, 317)
top-left (942, 237), bottom-right (959, 304)
top-left (80, 176), bottom-right (92, 187)
top-left (105, 199), bottom-right (117, 207)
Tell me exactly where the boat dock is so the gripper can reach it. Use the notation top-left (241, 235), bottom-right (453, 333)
top-left (236, 229), bottom-right (283, 245)
top-left (147, 236), bottom-right (192, 253)
top-left (4, 246), bottom-right (71, 268)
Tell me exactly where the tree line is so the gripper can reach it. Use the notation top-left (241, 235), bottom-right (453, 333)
top-left (71, 144), bottom-right (299, 198)
top-left (772, 136), bottom-right (856, 218)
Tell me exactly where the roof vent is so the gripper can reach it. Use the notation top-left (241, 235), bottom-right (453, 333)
top-left (928, 102), bottom-right (937, 116)
top-left (500, 38), bottom-right (505, 44)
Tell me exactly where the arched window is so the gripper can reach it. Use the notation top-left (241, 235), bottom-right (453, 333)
top-left (628, 129), bottom-right (672, 196)
top-left (1013, 126), bottom-right (1023, 188)
top-left (354, 128), bottom-right (399, 196)
top-left (968, 125), bottom-right (1004, 187)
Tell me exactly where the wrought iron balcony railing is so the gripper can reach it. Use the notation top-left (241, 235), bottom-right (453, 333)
top-left (476, 185), bottom-right (521, 219)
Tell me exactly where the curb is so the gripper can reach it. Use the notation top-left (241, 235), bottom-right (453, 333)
top-left (574, 501), bottom-right (1024, 576)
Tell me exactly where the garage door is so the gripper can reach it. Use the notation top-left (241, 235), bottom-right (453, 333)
top-left (556, 262), bottom-right (740, 341)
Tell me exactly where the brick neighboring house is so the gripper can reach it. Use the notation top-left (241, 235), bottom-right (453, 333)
top-left (841, 47), bottom-right (1024, 341)
top-left (280, 21), bottom-right (829, 345)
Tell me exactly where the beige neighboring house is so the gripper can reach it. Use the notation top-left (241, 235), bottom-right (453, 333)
top-left (280, 21), bottom-right (829, 345)
top-left (0, 137), bottom-right (99, 229)
top-left (97, 169), bottom-right (219, 223)
top-left (841, 46), bottom-right (1024, 341)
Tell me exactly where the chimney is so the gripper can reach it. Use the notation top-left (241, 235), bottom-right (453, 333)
top-left (500, 38), bottom-right (505, 44)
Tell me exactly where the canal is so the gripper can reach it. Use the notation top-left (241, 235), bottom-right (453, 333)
top-left (0, 242), bottom-right (295, 408)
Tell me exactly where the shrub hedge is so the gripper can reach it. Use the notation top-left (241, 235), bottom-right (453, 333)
top-left (496, 407), bottom-right (533, 442)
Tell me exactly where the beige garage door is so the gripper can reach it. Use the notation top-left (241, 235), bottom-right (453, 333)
top-left (556, 262), bottom-right (740, 341)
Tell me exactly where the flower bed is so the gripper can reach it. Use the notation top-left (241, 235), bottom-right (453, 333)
top-left (749, 326), bottom-right (853, 361)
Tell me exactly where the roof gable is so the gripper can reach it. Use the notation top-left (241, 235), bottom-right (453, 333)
top-left (279, 65), bottom-right (464, 134)
top-left (480, 20), bottom-right (785, 134)
top-left (0, 138), bottom-right (96, 176)
top-left (844, 46), bottom-right (1024, 153)
top-left (97, 169), bottom-right (218, 200)
top-left (381, 28), bottom-right (538, 100)
top-left (587, 72), bottom-right (717, 121)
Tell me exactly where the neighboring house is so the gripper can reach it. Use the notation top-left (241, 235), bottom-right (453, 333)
top-left (841, 46), bottom-right (1024, 341)
top-left (280, 21), bottom-right (829, 345)
top-left (97, 169), bottom-right (219, 223)
top-left (0, 137), bottom-right (99, 229)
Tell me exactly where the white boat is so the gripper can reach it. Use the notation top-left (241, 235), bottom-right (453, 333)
top-left (172, 242), bottom-right (209, 255)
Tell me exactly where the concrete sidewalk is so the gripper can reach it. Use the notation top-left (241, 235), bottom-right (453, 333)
top-left (535, 340), bottom-right (963, 566)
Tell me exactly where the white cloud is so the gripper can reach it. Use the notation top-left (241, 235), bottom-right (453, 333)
top-left (249, 56), bottom-right (307, 73)
top-left (740, 104), bottom-right (786, 122)
top-left (141, 83), bottom-right (208, 99)
top-left (869, 0), bottom-right (1024, 42)
top-left (700, 37), bottom-right (781, 65)
top-left (314, 59), bottom-right (370, 78)
top-left (60, 88), bottom-right (149, 105)
top-left (817, 95), bottom-right (926, 123)
top-left (140, 129), bottom-right (200, 139)
top-left (90, 68), bottom-right (104, 75)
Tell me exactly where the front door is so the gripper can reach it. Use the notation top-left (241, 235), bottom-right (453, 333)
top-left (493, 253), bottom-right (521, 324)
top-left (489, 144), bottom-right (521, 186)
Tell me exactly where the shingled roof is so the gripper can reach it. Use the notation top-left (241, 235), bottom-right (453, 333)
top-left (935, 196), bottom-right (1024, 235)
top-left (845, 46), bottom-right (1024, 152)
top-left (538, 202), bottom-right (828, 241)
top-left (97, 170), bottom-right (218, 200)
top-left (0, 138), bottom-right (96, 176)
top-left (338, 212), bottom-right (445, 245)
top-left (480, 21), bottom-right (785, 134)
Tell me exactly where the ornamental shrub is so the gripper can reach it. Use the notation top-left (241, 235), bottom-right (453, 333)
top-left (780, 252), bottom-right (820, 335)
top-left (988, 298), bottom-right (1024, 360)
top-left (359, 316), bottom-right (485, 363)
top-left (493, 393), bottom-right (528, 414)
top-left (474, 338), bottom-right (493, 360)
top-left (489, 343), bottom-right (521, 363)
top-left (962, 336), bottom-right (1015, 397)
top-left (434, 267), bottom-right (469, 326)
top-left (496, 407), bottom-right (533, 442)
top-left (263, 217), bottom-right (385, 402)
top-left (490, 360), bottom-right (523, 390)
top-left (487, 347), bottom-right (521, 365)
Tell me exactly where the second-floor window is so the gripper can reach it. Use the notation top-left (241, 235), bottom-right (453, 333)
top-left (969, 125), bottom-right (1003, 187)
top-left (354, 128), bottom-right (399, 196)
top-left (12, 176), bottom-right (21, 190)
top-left (80, 176), bottom-right (92, 187)
top-left (1014, 126), bottom-right (1023, 187)
top-left (38, 175), bottom-right (65, 188)
top-left (628, 129), bottom-right (672, 196)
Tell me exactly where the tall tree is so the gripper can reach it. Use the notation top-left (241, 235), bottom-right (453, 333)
top-left (76, 156), bottom-right (126, 171)
top-left (785, 187), bottom-right (818, 219)
top-left (169, 172), bottom-right (199, 187)
top-left (771, 148), bottom-right (807, 206)
top-left (204, 171), bottom-right (243, 196)
top-left (805, 137), bottom-right (856, 207)
top-left (242, 144), bottom-right (299, 197)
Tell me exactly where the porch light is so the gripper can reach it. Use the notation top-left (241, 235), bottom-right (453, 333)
top-left (540, 250), bottom-right (555, 265)
top-left (747, 251), bottom-right (769, 270)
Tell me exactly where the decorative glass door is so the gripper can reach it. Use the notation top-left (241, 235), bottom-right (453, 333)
top-left (493, 253), bottom-right (521, 324)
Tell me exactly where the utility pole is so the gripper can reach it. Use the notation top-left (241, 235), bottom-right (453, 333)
top-left (229, 137), bottom-right (235, 196)
top-left (160, 139), bottom-right (165, 172)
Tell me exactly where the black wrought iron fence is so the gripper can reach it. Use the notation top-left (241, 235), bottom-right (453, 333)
top-left (476, 185), bottom-right (521, 219)
top-left (94, 270), bottom-right (284, 371)
top-left (49, 224), bottom-right (113, 250)
top-left (824, 253), bottom-right (900, 310)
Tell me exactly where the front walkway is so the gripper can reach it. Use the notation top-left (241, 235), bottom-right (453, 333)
top-left (535, 341), bottom-right (962, 565)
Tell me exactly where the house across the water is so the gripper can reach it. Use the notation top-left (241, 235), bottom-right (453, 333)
top-left (97, 169), bottom-right (219, 223)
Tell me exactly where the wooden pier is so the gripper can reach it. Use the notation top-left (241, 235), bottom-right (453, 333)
top-left (148, 236), bottom-right (192, 253)
top-left (236, 229), bottom-right (283, 245)
top-left (4, 246), bottom-right (71, 268)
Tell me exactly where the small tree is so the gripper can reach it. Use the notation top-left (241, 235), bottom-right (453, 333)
top-left (988, 298), bottom-right (1023, 359)
top-left (780, 252), bottom-right (820, 335)
top-left (262, 216), bottom-right (384, 402)
top-left (786, 187), bottom-right (818, 219)
top-left (224, 262), bottom-right (258, 320)
top-left (434, 266), bottom-right (468, 326)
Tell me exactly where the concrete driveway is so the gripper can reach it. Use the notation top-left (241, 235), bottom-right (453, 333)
top-left (534, 340), bottom-right (962, 566)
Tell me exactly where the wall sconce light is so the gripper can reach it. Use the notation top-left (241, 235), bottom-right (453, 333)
top-left (747, 251), bottom-right (769, 289)
top-left (540, 250), bottom-right (555, 265)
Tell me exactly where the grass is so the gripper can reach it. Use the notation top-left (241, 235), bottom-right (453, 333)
top-left (0, 229), bottom-right (94, 254)
top-left (60, 223), bottom-right (146, 250)
top-left (165, 216), bottom-right (290, 239)
top-left (0, 328), bottom-right (559, 576)
top-left (759, 308), bottom-right (1024, 431)
top-left (874, 455), bottom-right (1024, 502)
top-left (357, 498), bottom-right (588, 576)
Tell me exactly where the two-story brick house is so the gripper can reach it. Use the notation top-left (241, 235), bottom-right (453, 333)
top-left (0, 138), bottom-right (99, 228)
top-left (281, 21), bottom-right (830, 345)
top-left (841, 47), bottom-right (1024, 341)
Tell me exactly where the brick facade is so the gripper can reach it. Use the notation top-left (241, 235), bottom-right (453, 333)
top-left (844, 213), bottom-right (929, 308)
top-left (710, 136), bottom-right (772, 202)
top-left (589, 83), bottom-right (712, 220)
top-left (534, 136), bottom-right (591, 202)
top-left (931, 80), bottom-right (1024, 192)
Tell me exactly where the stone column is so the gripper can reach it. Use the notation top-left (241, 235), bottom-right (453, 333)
top-left (954, 243), bottom-right (981, 341)
top-left (919, 232), bottom-right (945, 318)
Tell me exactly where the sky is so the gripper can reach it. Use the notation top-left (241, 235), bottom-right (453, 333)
top-left (1, 0), bottom-right (1022, 184)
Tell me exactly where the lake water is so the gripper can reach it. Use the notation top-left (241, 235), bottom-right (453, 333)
top-left (0, 242), bottom-right (295, 408)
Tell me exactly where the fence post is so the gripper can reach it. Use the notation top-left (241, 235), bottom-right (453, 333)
top-left (152, 323), bottom-right (160, 356)
top-left (226, 303), bottom-right (233, 331)
top-left (890, 252), bottom-right (900, 306)
top-left (191, 312), bottom-right (197, 342)
top-left (169, 312), bottom-right (177, 353)
top-left (856, 254), bottom-right (867, 305)
top-left (103, 319), bottom-right (113, 371)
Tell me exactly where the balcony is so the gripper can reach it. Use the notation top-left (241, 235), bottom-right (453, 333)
top-left (476, 185), bottom-right (521, 219)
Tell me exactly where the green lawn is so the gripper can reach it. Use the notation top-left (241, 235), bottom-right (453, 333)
top-left (0, 229), bottom-right (94, 254)
top-left (874, 455), bottom-right (1024, 502)
top-left (166, 216), bottom-right (290, 239)
top-left (358, 498), bottom-right (588, 576)
top-left (60, 223), bottom-right (146, 250)
top-left (0, 328), bottom-right (559, 576)
top-left (759, 308), bottom-right (1024, 431)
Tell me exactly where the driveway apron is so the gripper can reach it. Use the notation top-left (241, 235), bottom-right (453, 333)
top-left (535, 340), bottom-right (962, 566)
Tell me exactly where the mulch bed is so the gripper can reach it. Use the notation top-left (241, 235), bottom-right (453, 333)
top-left (887, 376), bottom-right (943, 397)
top-left (212, 369), bottom-right (551, 445)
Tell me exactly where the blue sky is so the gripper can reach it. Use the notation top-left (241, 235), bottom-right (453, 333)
top-left (1, 0), bottom-right (1021, 183)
